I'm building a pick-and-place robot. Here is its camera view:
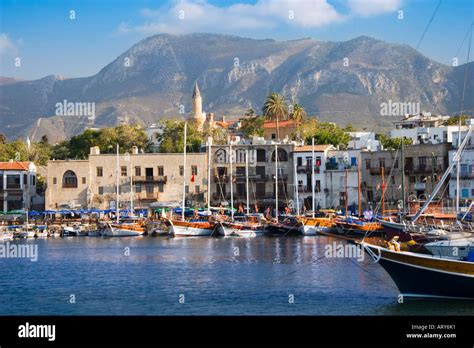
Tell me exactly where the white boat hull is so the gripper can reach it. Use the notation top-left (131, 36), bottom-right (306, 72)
top-left (104, 228), bottom-right (140, 237)
top-left (172, 225), bottom-right (214, 237)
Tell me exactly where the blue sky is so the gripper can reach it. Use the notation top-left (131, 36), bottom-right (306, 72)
top-left (0, 0), bottom-right (473, 80)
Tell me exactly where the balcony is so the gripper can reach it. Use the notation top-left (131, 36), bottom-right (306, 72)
top-left (405, 165), bottom-right (442, 174)
top-left (297, 165), bottom-right (321, 174)
top-left (369, 167), bottom-right (392, 175)
top-left (298, 186), bottom-right (313, 193)
top-left (133, 176), bottom-right (167, 183)
top-left (460, 172), bottom-right (474, 179)
top-left (136, 192), bottom-right (159, 200)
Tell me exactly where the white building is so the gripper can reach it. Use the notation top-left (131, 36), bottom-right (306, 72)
top-left (449, 124), bottom-right (474, 204)
top-left (390, 113), bottom-right (469, 145)
top-left (325, 149), bottom-right (364, 212)
top-left (0, 161), bottom-right (37, 211)
top-left (293, 145), bottom-right (334, 211)
top-left (347, 132), bottom-right (381, 151)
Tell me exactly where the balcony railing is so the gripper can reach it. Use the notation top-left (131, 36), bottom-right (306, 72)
top-left (369, 167), bottom-right (392, 175)
top-left (405, 165), bottom-right (442, 174)
top-left (297, 165), bottom-right (321, 174)
top-left (133, 176), bottom-right (167, 183)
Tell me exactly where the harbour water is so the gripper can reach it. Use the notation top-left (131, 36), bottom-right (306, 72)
top-left (1, 236), bottom-right (473, 316)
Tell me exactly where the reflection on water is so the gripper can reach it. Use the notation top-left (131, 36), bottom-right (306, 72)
top-left (0, 236), bottom-right (473, 315)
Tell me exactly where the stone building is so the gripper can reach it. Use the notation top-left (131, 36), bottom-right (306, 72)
top-left (209, 137), bottom-right (295, 212)
top-left (45, 147), bottom-right (207, 210)
top-left (360, 143), bottom-right (450, 211)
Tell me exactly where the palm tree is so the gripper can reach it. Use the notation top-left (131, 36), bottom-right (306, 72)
top-left (262, 93), bottom-right (288, 140)
top-left (290, 104), bottom-right (306, 126)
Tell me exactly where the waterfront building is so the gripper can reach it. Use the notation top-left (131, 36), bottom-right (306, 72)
top-left (360, 143), bottom-right (450, 211)
top-left (209, 137), bottom-right (296, 212)
top-left (325, 149), bottom-right (362, 212)
top-left (45, 147), bottom-right (207, 210)
top-left (448, 128), bottom-right (474, 205)
top-left (293, 145), bottom-right (335, 211)
top-left (0, 161), bottom-right (37, 211)
top-left (347, 132), bottom-right (381, 151)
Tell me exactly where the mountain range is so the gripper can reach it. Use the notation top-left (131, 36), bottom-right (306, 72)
top-left (0, 33), bottom-right (472, 142)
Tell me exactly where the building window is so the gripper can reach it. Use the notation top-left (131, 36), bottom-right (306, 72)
top-left (135, 166), bottom-right (141, 176)
top-left (195, 185), bottom-right (200, 194)
top-left (121, 166), bottom-right (127, 177)
top-left (158, 183), bottom-right (164, 193)
top-left (7, 175), bottom-right (21, 189)
top-left (271, 133), bottom-right (276, 139)
top-left (236, 167), bottom-right (245, 177)
top-left (62, 170), bottom-right (78, 188)
top-left (297, 157), bottom-right (302, 166)
top-left (315, 180), bottom-right (321, 193)
top-left (191, 165), bottom-right (198, 176)
top-left (256, 166), bottom-right (265, 178)
top-left (98, 186), bottom-right (104, 195)
top-left (179, 165), bottom-right (184, 176)
top-left (23, 174), bottom-right (27, 185)
top-left (146, 184), bottom-right (153, 194)
top-left (365, 159), bottom-right (371, 170)
top-left (97, 167), bottom-right (103, 177)
top-left (394, 159), bottom-right (399, 169)
top-left (379, 159), bottom-right (385, 168)
top-left (53, 177), bottom-right (57, 185)
top-left (157, 166), bottom-right (164, 176)
top-left (82, 177), bottom-right (86, 184)
top-left (32, 175), bottom-right (36, 186)
top-left (134, 184), bottom-right (141, 193)
top-left (256, 149), bottom-right (266, 162)
top-left (185, 185), bottom-right (189, 194)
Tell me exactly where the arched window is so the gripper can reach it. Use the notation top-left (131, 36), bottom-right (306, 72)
top-left (62, 170), bottom-right (78, 188)
top-left (215, 149), bottom-right (227, 164)
top-left (271, 148), bottom-right (288, 162)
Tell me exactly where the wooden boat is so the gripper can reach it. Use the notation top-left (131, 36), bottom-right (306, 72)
top-left (169, 219), bottom-right (217, 237)
top-left (299, 216), bottom-right (335, 236)
top-left (267, 216), bottom-right (303, 236)
top-left (334, 216), bottom-right (382, 235)
top-left (361, 240), bottom-right (474, 299)
top-left (102, 223), bottom-right (142, 237)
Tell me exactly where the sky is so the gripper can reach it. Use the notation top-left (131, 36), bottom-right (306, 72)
top-left (0, 0), bottom-right (473, 80)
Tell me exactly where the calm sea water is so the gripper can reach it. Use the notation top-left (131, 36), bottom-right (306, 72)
top-left (0, 236), bottom-right (473, 316)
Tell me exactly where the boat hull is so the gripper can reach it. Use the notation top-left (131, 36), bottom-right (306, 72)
top-left (266, 223), bottom-right (302, 236)
top-left (363, 243), bottom-right (474, 299)
top-left (170, 220), bottom-right (216, 237)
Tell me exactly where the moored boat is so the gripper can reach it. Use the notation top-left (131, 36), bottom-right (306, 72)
top-left (361, 240), bottom-right (474, 299)
top-left (267, 216), bottom-right (303, 236)
top-left (169, 219), bottom-right (217, 237)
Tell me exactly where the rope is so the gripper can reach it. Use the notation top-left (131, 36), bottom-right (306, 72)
top-left (415, 0), bottom-right (443, 50)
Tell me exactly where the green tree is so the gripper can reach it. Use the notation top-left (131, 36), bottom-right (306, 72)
top-left (289, 104), bottom-right (306, 125)
top-left (377, 134), bottom-right (412, 150)
top-left (157, 120), bottom-right (203, 153)
top-left (444, 115), bottom-right (468, 126)
top-left (240, 116), bottom-right (264, 137)
top-left (296, 119), bottom-right (351, 148)
top-left (262, 92), bottom-right (288, 140)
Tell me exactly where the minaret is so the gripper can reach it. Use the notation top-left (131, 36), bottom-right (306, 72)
top-left (192, 82), bottom-right (205, 130)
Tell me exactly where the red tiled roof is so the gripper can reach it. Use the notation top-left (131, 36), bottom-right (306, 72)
top-left (294, 145), bottom-right (334, 152)
top-left (263, 120), bottom-right (297, 128)
top-left (0, 162), bottom-right (31, 171)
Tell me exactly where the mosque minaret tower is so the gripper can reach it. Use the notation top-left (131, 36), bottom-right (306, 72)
top-left (191, 82), bottom-right (205, 130)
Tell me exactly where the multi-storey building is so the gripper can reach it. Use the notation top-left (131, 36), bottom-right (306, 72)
top-left (360, 143), bottom-right (450, 210)
top-left (45, 147), bottom-right (207, 210)
top-left (0, 161), bottom-right (37, 211)
top-left (209, 137), bottom-right (295, 212)
top-left (293, 145), bottom-right (334, 211)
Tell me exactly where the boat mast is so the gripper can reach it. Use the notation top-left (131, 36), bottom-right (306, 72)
top-left (181, 123), bottom-right (187, 222)
top-left (116, 143), bottom-right (119, 224)
top-left (311, 138), bottom-right (315, 218)
top-left (456, 118), bottom-right (461, 214)
top-left (275, 143), bottom-right (278, 223)
top-left (345, 169), bottom-right (348, 217)
top-left (245, 147), bottom-right (249, 214)
top-left (129, 154), bottom-right (133, 215)
top-left (400, 139), bottom-right (406, 214)
top-left (294, 149), bottom-right (300, 216)
top-left (229, 141), bottom-right (234, 221)
top-left (207, 137), bottom-right (212, 213)
top-left (381, 166), bottom-right (385, 216)
top-left (357, 160), bottom-right (361, 217)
